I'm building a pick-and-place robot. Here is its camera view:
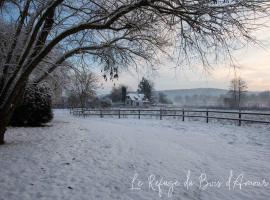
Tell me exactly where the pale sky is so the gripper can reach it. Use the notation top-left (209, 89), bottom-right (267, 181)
top-left (97, 25), bottom-right (270, 94)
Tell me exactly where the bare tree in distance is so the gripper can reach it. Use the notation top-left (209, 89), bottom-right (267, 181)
top-left (68, 64), bottom-right (99, 109)
top-left (0, 0), bottom-right (269, 144)
top-left (228, 77), bottom-right (248, 109)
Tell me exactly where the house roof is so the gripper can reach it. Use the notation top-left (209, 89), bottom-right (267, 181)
top-left (126, 93), bottom-right (146, 101)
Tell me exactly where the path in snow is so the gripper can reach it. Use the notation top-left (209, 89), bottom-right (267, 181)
top-left (0, 110), bottom-right (270, 200)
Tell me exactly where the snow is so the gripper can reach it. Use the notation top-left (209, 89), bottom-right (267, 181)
top-left (1, 109), bottom-right (270, 200)
top-left (126, 93), bottom-right (145, 101)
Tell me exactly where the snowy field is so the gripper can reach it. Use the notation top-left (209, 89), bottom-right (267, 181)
top-left (1, 110), bottom-right (270, 200)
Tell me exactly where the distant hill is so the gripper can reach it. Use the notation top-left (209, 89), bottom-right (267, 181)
top-left (155, 88), bottom-right (228, 100)
top-left (154, 88), bottom-right (261, 105)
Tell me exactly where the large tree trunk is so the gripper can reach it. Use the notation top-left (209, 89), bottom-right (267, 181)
top-left (0, 125), bottom-right (6, 145)
top-left (0, 108), bottom-right (10, 145)
top-left (0, 80), bottom-right (27, 145)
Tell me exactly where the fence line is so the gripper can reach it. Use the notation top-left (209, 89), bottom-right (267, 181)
top-left (70, 108), bottom-right (270, 126)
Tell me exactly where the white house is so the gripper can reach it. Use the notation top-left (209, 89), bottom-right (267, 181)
top-left (125, 93), bottom-right (150, 107)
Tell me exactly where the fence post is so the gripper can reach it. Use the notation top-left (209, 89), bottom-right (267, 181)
top-left (138, 109), bottom-right (140, 119)
top-left (83, 108), bottom-right (86, 118)
top-left (118, 109), bottom-right (121, 119)
top-left (206, 110), bottom-right (209, 123)
top-left (160, 108), bottom-right (162, 120)
top-left (100, 109), bottom-right (103, 118)
top-left (238, 111), bottom-right (241, 126)
top-left (182, 109), bottom-right (185, 121)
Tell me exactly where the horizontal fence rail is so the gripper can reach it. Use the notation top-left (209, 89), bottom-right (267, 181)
top-left (70, 108), bottom-right (270, 126)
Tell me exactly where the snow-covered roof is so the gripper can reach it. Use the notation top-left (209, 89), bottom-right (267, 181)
top-left (126, 93), bottom-right (146, 101)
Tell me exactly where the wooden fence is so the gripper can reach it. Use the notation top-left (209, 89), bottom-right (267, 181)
top-left (70, 108), bottom-right (270, 126)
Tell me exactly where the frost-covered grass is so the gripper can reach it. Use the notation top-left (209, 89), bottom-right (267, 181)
top-left (1, 109), bottom-right (270, 200)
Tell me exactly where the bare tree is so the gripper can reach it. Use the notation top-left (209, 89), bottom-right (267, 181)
top-left (0, 0), bottom-right (269, 144)
top-left (228, 77), bottom-right (248, 109)
top-left (68, 64), bottom-right (99, 109)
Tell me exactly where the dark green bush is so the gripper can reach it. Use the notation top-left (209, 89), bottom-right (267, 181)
top-left (100, 98), bottom-right (112, 108)
top-left (10, 84), bottom-right (53, 126)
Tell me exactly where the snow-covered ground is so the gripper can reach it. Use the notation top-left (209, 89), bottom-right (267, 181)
top-left (1, 110), bottom-right (270, 200)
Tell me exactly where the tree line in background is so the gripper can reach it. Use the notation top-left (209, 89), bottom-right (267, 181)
top-left (174, 91), bottom-right (270, 110)
top-left (174, 77), bottom-right (270, 110)
top-left (64, 76), bottom-right (172, 108)
top-left (56, 73), bottom-right (269, 110)
top-left (106, 77), bottom-right (172, 105)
